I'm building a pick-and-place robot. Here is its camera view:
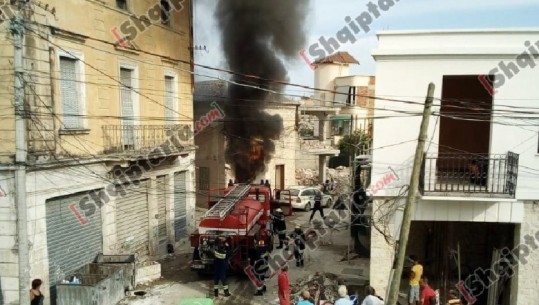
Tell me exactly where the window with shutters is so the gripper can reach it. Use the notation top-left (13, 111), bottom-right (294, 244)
top-left (120, 67), bottom-right (136, 147)
top-left (164, 74), bottom-right (177, 124)
top-left (59, 56), bottom-right (84, 129)
top-left (198, 167), bottom-right (209, 190)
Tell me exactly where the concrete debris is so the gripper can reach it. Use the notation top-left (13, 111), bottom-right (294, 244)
top-left (295, 167), bottom-right (353, 194)
top-left (295, 168), bottom-right (319, 186)
top-left (290, 272), bottom-right (342, 303)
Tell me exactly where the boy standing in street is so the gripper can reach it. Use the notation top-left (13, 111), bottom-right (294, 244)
top-left (409, 255), bottom-right (423, 305)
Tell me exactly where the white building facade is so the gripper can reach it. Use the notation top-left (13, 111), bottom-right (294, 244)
top-left (369, 29), bottom-right (539, 305)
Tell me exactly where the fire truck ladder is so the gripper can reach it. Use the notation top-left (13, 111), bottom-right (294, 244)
top-left (205, 184), bottom-right (251, 219)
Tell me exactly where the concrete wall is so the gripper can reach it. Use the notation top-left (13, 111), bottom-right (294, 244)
top-left (0, 20), bottom-right (15, 163)
top-left (314, 63), bottom-right (350, 102)
top-left (0, 173), bottom-right (17, 304)
top-left (254, 105), bottom-right (298, 189)
top-left (513, 202), bottom-right (539, 305)
top-left (194, 122), bottom-right (226, 207)
top-left (369, 198), bottom-right (398, 299)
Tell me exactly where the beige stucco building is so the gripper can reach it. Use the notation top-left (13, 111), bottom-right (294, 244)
top-left (0, 1), bottom-right (195, 304)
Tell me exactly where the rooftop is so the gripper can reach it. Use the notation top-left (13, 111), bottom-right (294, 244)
top-left (376, 27), bottom-right (539, 36)
top-left (313, 51), bottom-right (359, 65)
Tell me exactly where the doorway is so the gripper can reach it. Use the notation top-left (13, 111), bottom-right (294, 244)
top-left (275, 165), bottom-right (285, 190)
top-left (439, 75), bottom-right (493, 155)
top-left (437, 76), bottom-right (494, 188)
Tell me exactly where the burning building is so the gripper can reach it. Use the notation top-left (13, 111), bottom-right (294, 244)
top-left (194, 80), bottom-right (300, 205)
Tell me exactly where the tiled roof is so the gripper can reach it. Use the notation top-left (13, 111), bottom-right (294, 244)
top-left (313, 51), bottom-right (359, 65)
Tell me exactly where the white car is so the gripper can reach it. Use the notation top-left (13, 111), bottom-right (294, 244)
top-left (282, 186), bottom-right (332, 211)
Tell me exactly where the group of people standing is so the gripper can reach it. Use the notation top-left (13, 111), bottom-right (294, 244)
top-left (272, 208), bottom-right (306, 267)
top-left (408, 255), bottom-right (465, 305)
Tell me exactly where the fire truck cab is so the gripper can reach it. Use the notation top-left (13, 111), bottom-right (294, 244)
top-left (189, 182), bottom-right (276, 273)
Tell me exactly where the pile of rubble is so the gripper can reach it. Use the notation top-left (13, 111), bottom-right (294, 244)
top-left (295, 168), bottom-right (319, 186)
top-left (290, 272), bottom-right (341, 303)
top-left (326, 167), bottom-right (352, 194)
top-left (295, 167), bottom-right (353, 193)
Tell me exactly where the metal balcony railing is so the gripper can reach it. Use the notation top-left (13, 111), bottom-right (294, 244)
top-left (420, 152), bottom-right (518, 198)
top-left (102, 124), bottom-right (192, 154)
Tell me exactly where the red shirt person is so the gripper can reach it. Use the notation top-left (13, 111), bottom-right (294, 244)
top-left (420, 277), bottom-right (436, 305)
top-left (278, 265), bottom-right (290, 305)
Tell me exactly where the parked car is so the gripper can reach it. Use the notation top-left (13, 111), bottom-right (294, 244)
top-left (281, 186), bottom-right (332, 211)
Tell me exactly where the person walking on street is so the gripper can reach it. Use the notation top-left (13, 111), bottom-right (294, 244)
top-left (253, 240), bottom-right (270, 296)
top-left (335, 285), bottom-right (354, 305)
top-left (289, 225), bottom-right (306, 267)
top-left (361, 286), bottom-right (384, 305)
top-left (272, 208), bottom-right (288, 249)
top-left (278, 265), bottom-right (290, 305)
top-left (408, 255), bottom-right (423, 305)
top-left (30, 279), bottom-right (44, 305)
top-left (309, 189), bottom-right (325, 222)
top-left (213, 237), bottom-right (231, 297)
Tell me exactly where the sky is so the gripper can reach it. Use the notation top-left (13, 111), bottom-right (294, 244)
top-left (193, 0), bottom-right (539, 97)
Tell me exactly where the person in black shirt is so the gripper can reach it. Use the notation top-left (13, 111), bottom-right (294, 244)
top-left (309, 189), bottom-right (325, 222)
top-left (253, 240), bottom-right (270, 296)
top-left (289, 225), bottom-right (306, 267)
top-left (30, 279), bottom-right (44, 305)
top-left (213, 237), bottom-right (231, 297)
top-left (272, 208), bottom-right (287, 249)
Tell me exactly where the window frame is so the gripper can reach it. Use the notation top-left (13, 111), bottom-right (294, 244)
top-left (164, 71), bottom-right (179, 124)
top-left (118, 62), bottom-right (140, 127)
top-left (57, 50), bottom-right (87, 130)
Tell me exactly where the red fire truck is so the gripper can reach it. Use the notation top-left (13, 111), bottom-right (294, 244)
top-left (189, 182), bottom-right (290, 273)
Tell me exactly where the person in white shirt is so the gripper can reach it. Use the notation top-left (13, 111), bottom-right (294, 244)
top-left (361, 286), bottom-right (385, 305)
top-left (335, 285), bottom-right (354, 305)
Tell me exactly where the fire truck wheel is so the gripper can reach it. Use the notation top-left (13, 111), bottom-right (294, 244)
top-left (304, 203), bottom-right (312, 212)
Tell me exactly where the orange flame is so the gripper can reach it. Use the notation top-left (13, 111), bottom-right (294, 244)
top-left (249, 138), bottom-right (264, 162)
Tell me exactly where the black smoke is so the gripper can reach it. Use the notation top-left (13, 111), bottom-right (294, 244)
top-left (215, 0), bottom-right (311, 183)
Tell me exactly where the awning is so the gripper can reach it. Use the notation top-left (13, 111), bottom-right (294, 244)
top-left (331, 115), bottom-right (352, 121)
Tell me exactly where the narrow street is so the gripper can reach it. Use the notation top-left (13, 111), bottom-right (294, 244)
top-left (119, 208), bottom-right (369, 305)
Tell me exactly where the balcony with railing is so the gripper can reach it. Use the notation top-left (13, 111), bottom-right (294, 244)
top-left (102, 124), bottom-right (193, 157)
top-left (420, 152), bottom-right (519, 198)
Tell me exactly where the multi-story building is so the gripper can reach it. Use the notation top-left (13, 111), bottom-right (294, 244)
top-left (369, 29), bottom-right (539, 305)
top-left (298, 51), bottom-right (374, 184)
top-left (0, 1), bottom-right (195, 304)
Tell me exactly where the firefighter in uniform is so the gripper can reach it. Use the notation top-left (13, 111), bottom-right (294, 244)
top-left (253, 240), bottom-right (270, 296)
top-left (272, 208), bottom-right (287, 249)
top-left (213, 237), bottom-right (231, 297)
top-left (289, 225), bottom-right (306, 267)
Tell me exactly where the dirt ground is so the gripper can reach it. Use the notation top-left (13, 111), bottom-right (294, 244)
top-left (118, 207), bottom-right (370, 305)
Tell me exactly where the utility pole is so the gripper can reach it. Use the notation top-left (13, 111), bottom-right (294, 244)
top-left (385, 83), bottom-right (435, 305)
top-left (10, 7), bottom-right (30, 305)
